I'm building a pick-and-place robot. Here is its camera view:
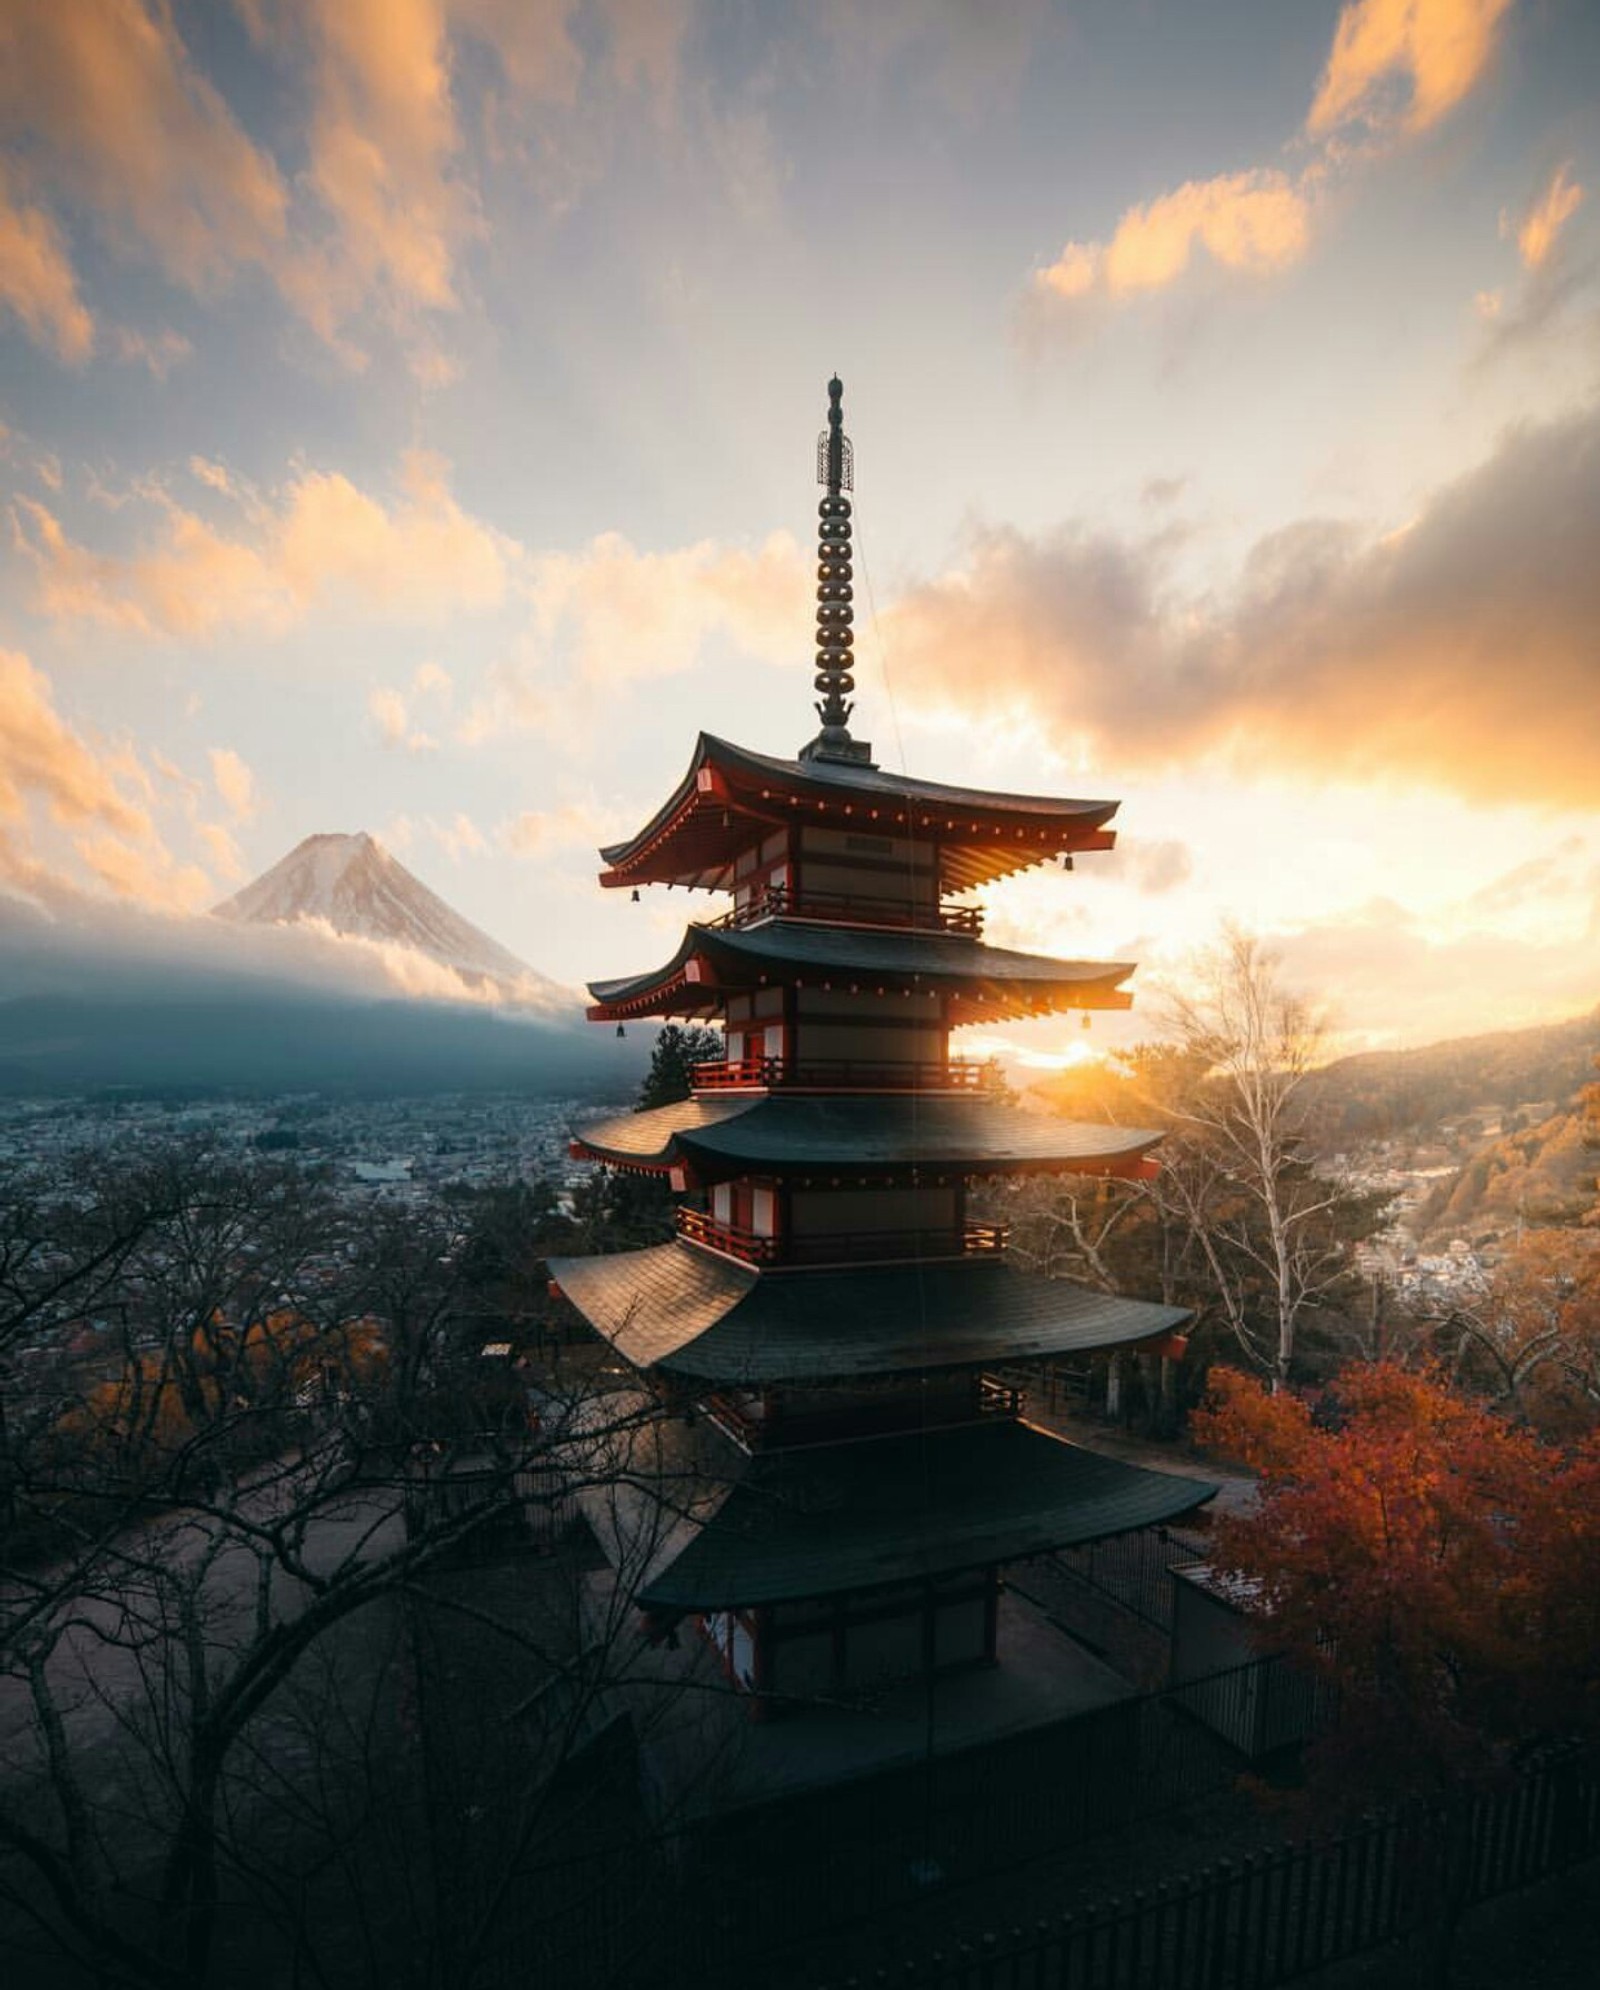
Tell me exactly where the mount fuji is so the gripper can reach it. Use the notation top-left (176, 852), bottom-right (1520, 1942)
top-left (213, 833), bottom-right (541, 995)
top-left (0, 836), bottom-right (637, 1096)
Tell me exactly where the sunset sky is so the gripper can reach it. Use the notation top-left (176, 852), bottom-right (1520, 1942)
top-left (2, 0), bottom-right (1597, 1066)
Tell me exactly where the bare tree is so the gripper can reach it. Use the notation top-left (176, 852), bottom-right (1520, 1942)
top-left (0, 1150), bottom-right (736, 1990)
top-left (1156, 925), bottom-right (1353, 1389)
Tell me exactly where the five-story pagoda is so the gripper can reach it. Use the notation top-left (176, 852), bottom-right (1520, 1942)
top-left (549, 380), bottom-right (1213, 1709)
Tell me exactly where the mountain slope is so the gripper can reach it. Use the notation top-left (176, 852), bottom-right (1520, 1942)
top-left (214, 833), bottom-right (532, 987)
top-left (1305, 1009), bottom-right (1600, 1143)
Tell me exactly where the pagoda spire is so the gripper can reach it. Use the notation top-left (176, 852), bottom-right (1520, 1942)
top-left (801, 375), bottom-right (874, 766)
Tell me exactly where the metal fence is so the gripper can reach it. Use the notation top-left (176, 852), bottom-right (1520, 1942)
top-left (812, 1745), bottom-right (1600, 1990)
top-left (1049, 1522), bottom-right (1209, 1631)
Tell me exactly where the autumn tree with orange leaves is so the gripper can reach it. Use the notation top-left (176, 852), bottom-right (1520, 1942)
top-left (1193, 1361), bottom-right (1600, 1792)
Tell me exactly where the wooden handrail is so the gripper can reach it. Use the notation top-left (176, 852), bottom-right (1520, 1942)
top-left (690, 1056), bottom-right (991, 1093)
top-left (676, 1209), bottom-right (1009, 1268)
top-left (708, 884), bottom-right (983, 938)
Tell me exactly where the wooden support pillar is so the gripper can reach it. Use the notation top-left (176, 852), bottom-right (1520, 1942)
top-left (983, 1566), bottom-right (1001, 1664)
top-left (1106, 1351), bottom-right (1123, 1420)
top-left (749, 1605), bottom-right (775, 1721)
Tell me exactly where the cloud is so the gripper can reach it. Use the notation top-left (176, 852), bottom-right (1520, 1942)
top-left (0, 165), bottom-right (94, 361)
top-left (1276, 887), bottom-right (1600, 1051)
top-left (431, 811), bottom-right (487, 861)
top-left (462, 527), bottom-right (805, 741)
top-left (367, 660), bottom-right (451, 751)
top-left (1307, 0), bottom-right (1515, 140)
top-left (0, 650), bottom-right (149, 840)
top-left (74, 831), bottom-right (212, 914)
top-left (527, 528), bottom-right (805, 682)
top-left (1029, 0), bottom-right (1512, 321)
top-left (882, 396), bottom-right (1600, 813)
top-left (0, 650), bottom-right (221, 914)
top-left (0, 0), bottom-right (701, 367)
top-left (823, 0), bottom-right (1045, 120)
top-left (11, 448), bottom-right (516, 638)
top-left (500, 800), bottom-right (626, 858)
top-left (1512, 161), bottom-right (1584, 271)
top-left (195, 820), bottom-right (247, 884)
top-left (0, 0), bottom-right (290, 295)
top-left (209, 747), bottom-right (257, 821)
top-left (111, 326), bottom-right (193, 378)
top-left (1035, 171), bottom-right (1312, 305)
top-left (1099, 837), bottom-right (1195, 896)
top-left (280, 0), bottom-right (480, 344)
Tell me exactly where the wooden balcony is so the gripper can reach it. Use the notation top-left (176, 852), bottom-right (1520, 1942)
top-left (710, 883), bottom-right (983, 938)
top-left (690, 1055), bottom-right (991, 1094)
top-left (676, 1207), bottom-right (1008, 1268)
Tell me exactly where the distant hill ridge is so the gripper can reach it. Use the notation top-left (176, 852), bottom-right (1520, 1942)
top-left (214, 832), bottom-right (534, 990)
top-left (1306, 1009), bottom-right (1600, 1143)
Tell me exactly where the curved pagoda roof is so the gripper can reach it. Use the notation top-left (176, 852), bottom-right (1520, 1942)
top-left (596, 733), bottom-right (1120, 895)
top-left (585, 919), bottom-right (1135, 1023)
top-left (569, 1094), bottom-right (1162, 1181)
top-left (545, 1240), bottom-right (1188, 1385)
top-left (634, 1418), bottom-right (1217, 1612)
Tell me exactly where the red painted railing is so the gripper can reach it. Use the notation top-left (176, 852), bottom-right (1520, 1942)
top-left (690, 1056), bottom-right (991, 1093)
top-left (676, 1208), bottom-right (1008, 1267)
top-left (709, 884), bottom-right (983, 938)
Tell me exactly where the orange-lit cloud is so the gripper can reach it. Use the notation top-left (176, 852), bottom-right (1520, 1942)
top-left (461, 527), bottom-right (806, 742)
top-left (501, 800), bottom-right (629, 857)
top-left (1036, 170), bottom-right (1311, 303)
top-left (0, 167), bottom-right (94, 361)
top-left (0, 0), bottom-right (290, 295)
top-left (1513, 161), bottom-right (1584, 270)
top-left (0, 650), bottom-right (148, 838)
top-left (281, 0), bottom-right (478, 342)
top-left (882, 397), bottom-right (1600, 813)
top-left (531, 528), bottom-right (805, 682)
top-left (1308, 0), bottom-right (1515, 139)
top-left (74, 831), bottom-right (212, 913)
top-left (1031, 0), bottom-right (1513, 317)
top-left (209, 747), bottom-right (257, 821)
top-left (367, 660), bottom-right (452, 752)
top-left (0, 650), bottom-right (217, 913)
top-left (11, 449), bottom-right (516, 638)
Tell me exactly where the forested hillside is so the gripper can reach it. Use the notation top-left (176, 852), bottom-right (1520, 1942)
top-left (1304, 1009), bottom-right (1600, 1143)
top-left (1413, 1107), bottom-right (1594, 1246)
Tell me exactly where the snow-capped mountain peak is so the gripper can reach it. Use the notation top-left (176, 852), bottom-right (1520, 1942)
top-left (213, 833), bottom-right (535, 990)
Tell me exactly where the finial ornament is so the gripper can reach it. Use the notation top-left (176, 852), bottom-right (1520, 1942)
top-left (802, 376), bottom-right (874, 765)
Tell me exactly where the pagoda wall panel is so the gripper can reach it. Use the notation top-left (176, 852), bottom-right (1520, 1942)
top-left (788, 1185), bottom-right (958, 1238)
top-left (792, 986), bottom-right (944, 1067)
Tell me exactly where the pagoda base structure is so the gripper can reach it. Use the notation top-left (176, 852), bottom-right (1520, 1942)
top-left (547, 375), bottom-right (1217, 1721)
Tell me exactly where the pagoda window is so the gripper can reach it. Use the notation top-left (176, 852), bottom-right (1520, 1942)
top-left (750, 1185), bottom-right (777, 1238)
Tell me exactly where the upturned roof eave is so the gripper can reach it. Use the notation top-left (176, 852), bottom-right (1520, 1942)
top-left (545, 1241), bottom-right (1191, 1387)
top-left (596, 733), bottom-right (1124, 889)
top-left (633, 1420), bottom-right (1217, 1612)
top-left (567, 1095), bottom-right (1167, 1180)
top-left (585, 920), bottom-right (1138, 1020)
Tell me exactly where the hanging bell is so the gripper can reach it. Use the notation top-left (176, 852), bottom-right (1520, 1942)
top-left (616, 1024), bottom-right (626, 1038)
top-left (631, 888), bottom-right (641, 903)
top-left (1081, 1013), bottom-right (1092, 1031)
